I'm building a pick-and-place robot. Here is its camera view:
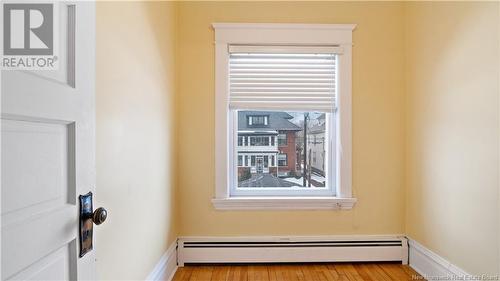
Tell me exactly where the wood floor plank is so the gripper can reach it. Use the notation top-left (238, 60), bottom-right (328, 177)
top-left (325, 264), bottom-right (348, 281)
top-left (400, 264), bottom-right (421, 279)
top-left (355, 264), bottom-right (392, 281)
top-left (287, 265), bottom-right (305, 281)
top-left (300, 264), bottom-right (327, 281)
top-left (267, 265), bottom-right (278, 281)
top-left (227, 265), bottom-right (248, 281)
top-left (354, 263), bottom-right (394, 281)
top-left (173, 263), bottom-right (424, 281)
top-left (190, 266), bottom-right (214, 281)
top-left (211, 265), bottom-right (230, 281)
top-left (269, 265), bottom-right (300, 281)
top-left (351, 264), bottom-right (375, 281)
top-left (332, 264), bottom-right (363, 281)
top-left (173, 266), bottom-right (193, 281)
top-left (379, 264), bottom-right (413, 281)
top-left (308, 265), bottom-right (338, 281)
top-left (247, 265), bottom-right (270, 281)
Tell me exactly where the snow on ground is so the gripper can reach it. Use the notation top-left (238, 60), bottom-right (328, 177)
top-left (311, 174), bottom-right (326, 183)
top-left (282, 177), bottom-right (303, 186)
top-left (282, 174), bottom-right (326, 187)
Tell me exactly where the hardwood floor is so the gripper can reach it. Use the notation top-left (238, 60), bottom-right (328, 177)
top-left (172, 263), bottom-right (424, 281)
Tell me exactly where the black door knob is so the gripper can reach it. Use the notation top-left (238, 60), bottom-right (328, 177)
top-left (92, 207), bottom-right (107, 225)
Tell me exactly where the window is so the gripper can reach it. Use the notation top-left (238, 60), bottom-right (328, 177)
top-left (278, 134), bottom-right (287, 146)
top-left (232, 53), bottom-right (334, 192)
top-left (248, 115), bottom-right (268, 126)
top-left (238, 155), bottom-right (243, 166)
top-left (238, 136), bottom-right (243, 146)
top-left (277, 154), bottom-right (288, 167)
top-left (249, 136), bottom-right (270, 146)
top-left (213, 23), bottom-right (355, 210)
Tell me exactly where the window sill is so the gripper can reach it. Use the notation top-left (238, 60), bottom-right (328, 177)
top-left (211, 197), bottom-right (357, 210)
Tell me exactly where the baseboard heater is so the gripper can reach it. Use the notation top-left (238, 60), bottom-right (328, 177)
top-left (178, 236), bottom-right (408, 266)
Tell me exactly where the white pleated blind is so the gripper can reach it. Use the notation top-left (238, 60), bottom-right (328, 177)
top-left (229, 45), bottom-right (338, 112)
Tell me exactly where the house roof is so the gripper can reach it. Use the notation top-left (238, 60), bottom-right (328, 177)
top-left (309, 113), bottom-right (326, 134)
top-left (309, 123), bottom-right (325, 134)
top-left (238, 111), bottom-right (301, 132)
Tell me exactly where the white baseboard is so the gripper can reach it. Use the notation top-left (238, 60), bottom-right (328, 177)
top-left (146, 241), bottom-right (178, 281)
top-left (408, 238), bottom-right (469, 279)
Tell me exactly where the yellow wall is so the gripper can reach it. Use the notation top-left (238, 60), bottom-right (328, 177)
top-left (176, 2), bottom-right (406, 236)
top-left (404, 2), bottom-right (499, 275)
top-left (93, 1), bottom-right (499, 277)
top-left (95, 2), bottom-right (178, 279)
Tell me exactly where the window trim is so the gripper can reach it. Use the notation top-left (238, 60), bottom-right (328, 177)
top-left (213, 23), bottom-right (356, 210)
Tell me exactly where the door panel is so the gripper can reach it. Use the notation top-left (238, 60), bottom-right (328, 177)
top-left (23, 3), bottom-right (77, 87)
top-left (1, 2), bottom-right (96, 280)
top-left (7, 241), bottom-right (77, 281)
top-left (2, 118), bottom-right (74, 217)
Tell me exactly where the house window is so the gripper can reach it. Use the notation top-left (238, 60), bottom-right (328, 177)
top-left (249, 136), bottom-right (270, 146)
top-left (231, 51), bottom-right (337, 195)
top-left (278, 134), bottom-right (287, 146)
top-left (277, 154), bottom-right (288, 167)
top-left (238, 136), bottom-right (243, 146)
top-left (238, 155), bottom-right (243, 166)
top-left (213, 23), bottom-right (355, 209)
top-left (248, 115), bottom-right (268, 126)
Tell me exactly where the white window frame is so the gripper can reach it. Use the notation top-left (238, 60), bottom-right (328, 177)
top-left (213, 23), bottom-right (357, 210)
top-left (277, 153), bottom-right (288, 167)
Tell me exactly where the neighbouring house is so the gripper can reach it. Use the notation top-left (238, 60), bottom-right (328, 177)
top-left (308, 113), bottom-right (327, 176)
top-left (237, 111), bottom-right (301, 181)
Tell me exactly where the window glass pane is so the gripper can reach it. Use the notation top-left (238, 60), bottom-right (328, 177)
top-left (278, 134), bottom-right (287, 146)
top-left (237, 110), bottom-right (327, 188)
top-left (250, 136), bottom-right (269, 146)
top-left (248, 115), bottom-right (269, 127)
top-left (278, 154), bottom-right (287, 166)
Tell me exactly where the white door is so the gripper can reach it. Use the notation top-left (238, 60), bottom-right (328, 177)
top-left (256, 157), bottom-right (264, 174)
top-left (1, 2), bottom-right (96, 280)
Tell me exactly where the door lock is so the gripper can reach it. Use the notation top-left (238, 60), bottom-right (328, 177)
top-left (79, 192), bottom-right (107, 257)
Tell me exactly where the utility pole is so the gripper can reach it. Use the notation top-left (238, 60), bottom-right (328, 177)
top-left (303, 113), bottom-right (309, 187)
top-left (308, 149), bottom-right (312, 187)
